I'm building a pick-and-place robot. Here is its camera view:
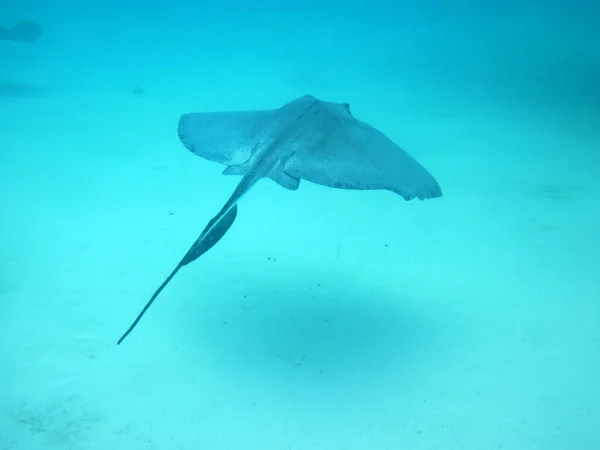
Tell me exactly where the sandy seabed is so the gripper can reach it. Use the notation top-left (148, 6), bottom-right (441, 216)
top-left (1, 7), bottom-right (599, 449)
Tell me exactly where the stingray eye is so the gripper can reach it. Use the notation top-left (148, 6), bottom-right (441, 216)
top-left (342, 102), bottom-right (351, 113)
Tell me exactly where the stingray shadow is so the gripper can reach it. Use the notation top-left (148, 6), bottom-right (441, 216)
top-left (0, 81), bottom-right (48, 99)
top-left (174, 269), bottom-right (445, 384)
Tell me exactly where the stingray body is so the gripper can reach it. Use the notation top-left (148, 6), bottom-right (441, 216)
top-left (117, 95), bottom-right (442, 344)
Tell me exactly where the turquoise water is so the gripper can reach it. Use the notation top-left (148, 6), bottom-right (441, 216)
top-left (1, 1), bottom-right (599, 448)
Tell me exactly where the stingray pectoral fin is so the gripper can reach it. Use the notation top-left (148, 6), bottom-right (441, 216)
top-left (117, 205), bottom-right (238, 345)
top-left (222, 164), bottom-right (247, 176)
top-left (178, 110), bottom-right (275, 167)
top-left (284, 119), bottom-right (442, 201)
top-left (223, 163), bottom-right (300, 190)
top-left (267, 162), bottom-right (300, 190)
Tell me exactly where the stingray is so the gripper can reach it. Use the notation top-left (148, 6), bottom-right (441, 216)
top-left (0, 21), bottom-right (42, 43)
top-left (117, 94), bottom-right (442, 344)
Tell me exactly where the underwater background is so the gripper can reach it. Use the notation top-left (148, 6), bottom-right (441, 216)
top-left (1, 0), bottom-right (599, 448)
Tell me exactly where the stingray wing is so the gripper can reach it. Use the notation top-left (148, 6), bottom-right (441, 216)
top-left (283, 115), bottom-right (442, 201)
top-left (178, 109), bottom-right (276, 166)
top-left (178, 96), bottom-right (442, 201)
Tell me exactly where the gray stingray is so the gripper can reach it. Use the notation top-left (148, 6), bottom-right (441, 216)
top-left (0, 21), bottom-right (42, 43)
top-left (117, 94), bottom-right (442, 344)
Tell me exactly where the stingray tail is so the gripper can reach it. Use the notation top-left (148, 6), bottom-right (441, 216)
top-left (117, 264), bottom-right (182, 345)
top-left (116, 205), bottom-right (239, 345)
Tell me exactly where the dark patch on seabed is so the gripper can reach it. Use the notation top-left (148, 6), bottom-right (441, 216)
top-left (534, 183), bottom-right (580, 201)
top-left (9, 397), bottom-right (103, 448)
top-left (0, 81), bottom-right (48, 99)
